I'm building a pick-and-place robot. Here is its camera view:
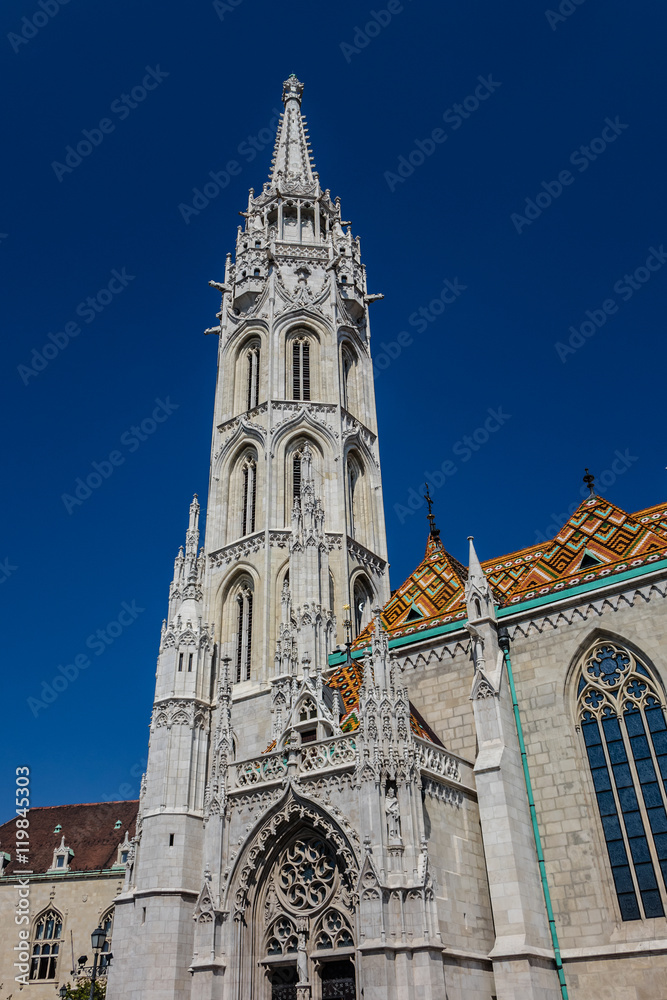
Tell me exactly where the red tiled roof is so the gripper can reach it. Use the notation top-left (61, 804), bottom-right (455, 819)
top-left (0, 801), bottom-right (138, 877)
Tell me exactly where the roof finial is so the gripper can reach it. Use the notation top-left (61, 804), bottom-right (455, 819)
top-left (342, 604), bottom-right (352, 664)
top-left (423, 483), bottom-right (440, 538)
top-left (583, 468), bottom-right (595, 496)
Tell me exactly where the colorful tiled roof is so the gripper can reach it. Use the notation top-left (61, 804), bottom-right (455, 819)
top-left (0, 801), bottom-right (138, 877)
top-left (355, 494), bottom-right (667, 646)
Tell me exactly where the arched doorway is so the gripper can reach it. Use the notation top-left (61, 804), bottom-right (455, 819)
top-left (259, 831), bottom-right (357, 999)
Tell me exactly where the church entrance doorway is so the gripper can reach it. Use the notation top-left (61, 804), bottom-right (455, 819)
top-left (270, 965), bottom-right (298, 1000)
top-left (320, 959), bottom-right (356, 999)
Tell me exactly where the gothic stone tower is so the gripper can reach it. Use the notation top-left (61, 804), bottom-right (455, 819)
top-left (109, 76), bottom-right (432, 1000)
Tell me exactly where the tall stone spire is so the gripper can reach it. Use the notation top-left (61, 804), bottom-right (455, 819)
top-left (269, 75), bottom-right (317, 192)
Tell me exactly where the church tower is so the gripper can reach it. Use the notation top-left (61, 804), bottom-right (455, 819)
top-left (204, 71), bottom-right (389, 691)
top-left (109, 76), bottom-right (397, 1000)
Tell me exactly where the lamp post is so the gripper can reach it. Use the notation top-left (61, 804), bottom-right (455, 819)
top-left (59, 986), bottom-right (68, 999)
top-left (88, 925), bottom-right (107, 1000)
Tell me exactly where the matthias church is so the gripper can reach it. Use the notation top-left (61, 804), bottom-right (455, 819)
top-left (5, 76), bottom-right (666, 1000)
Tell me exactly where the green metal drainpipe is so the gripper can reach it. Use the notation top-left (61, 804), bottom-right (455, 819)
top-left (497, 626), bottom-right (569, 1000)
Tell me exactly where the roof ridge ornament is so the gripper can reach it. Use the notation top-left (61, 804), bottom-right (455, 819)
top-left (583, 468), bottom-right (596, 496)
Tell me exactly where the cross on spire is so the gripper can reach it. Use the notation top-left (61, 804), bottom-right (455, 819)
top-left (424, 483), bottom-right (440, 538)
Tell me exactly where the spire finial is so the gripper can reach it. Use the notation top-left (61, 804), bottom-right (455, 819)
top-left (269, 77), bottom-right (315, 190)
top-left (282, 74), bottom-right (304, 105)
top-left (423, 483), bottom-right (440, 538)
top-left (583, 468), bottom-right (595, 496)
top-left (342, 604), bottom-right (352, 663)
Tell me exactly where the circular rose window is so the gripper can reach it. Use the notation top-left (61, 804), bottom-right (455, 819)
top-left (276, 836), bottom-right (336, 912)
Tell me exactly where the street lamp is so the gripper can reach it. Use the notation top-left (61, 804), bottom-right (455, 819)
top-left (88, 925), bottom-right (107, 1000)
top-left (59, 986), bottom-right (68, 999)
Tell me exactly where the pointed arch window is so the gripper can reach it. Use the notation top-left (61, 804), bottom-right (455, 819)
top-left (292, 338), bottom-right (310, 401)
top-left (353, 577), bottom-right (372, 637)
top-left (235, 584), bottom-right (253, 683)
top-left (246, 344), bottom-right (260, 411)
top-left (347, 455), bottom-right (361, 538)
top-left (341, 345), bottom-right (355, 412)
top-left (30, 909), bottom-right (62, 980)
top-left (577, 641), bottom-right (667, 920)
top-left (99, 908), bottom-right (114, 971)
top-left (241, 457), bottom-right (257, 536)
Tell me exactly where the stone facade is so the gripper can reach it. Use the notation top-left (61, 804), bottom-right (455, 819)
top-left (105, 77), bottom-right (667, 999)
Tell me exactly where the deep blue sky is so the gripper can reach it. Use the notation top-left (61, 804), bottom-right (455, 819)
top-left (2, 0), bottom-right (666, 809)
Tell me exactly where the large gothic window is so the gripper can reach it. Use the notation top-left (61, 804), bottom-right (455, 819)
top-left (235, 583), bottom-right (253, 683)
top-left (292, 338), bottom-right (311, 401)
top-left (30, 909), bottom-right (62, 980)
top-left (341, 346), bottom-right (354, 412)
top-left (577, 641), bottom-right (667, 920)
top-left (246, 343), bottom-right (260, 411)
top-left (241, 457), bottom-right (257, 536)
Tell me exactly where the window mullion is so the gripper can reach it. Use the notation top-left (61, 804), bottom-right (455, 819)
top-left (597, 719), bottom-right (646, 918)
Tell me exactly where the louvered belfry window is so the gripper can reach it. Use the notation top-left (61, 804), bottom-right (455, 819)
top-left (242, 458), bottom-right (256, 536)
top-left (292, 338), bottom-right (310, 400)
top-left (246, 345), bottom-right (259, 411)
top-left (578, 641), bottom-right (667, 920)
top-left (235, 585), bottom-right (253, 683)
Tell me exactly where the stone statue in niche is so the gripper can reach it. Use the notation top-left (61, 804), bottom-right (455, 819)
top-left (297, 926), bottom-right (309, 984)
top-left (385, 784), bottom-right (401, 841)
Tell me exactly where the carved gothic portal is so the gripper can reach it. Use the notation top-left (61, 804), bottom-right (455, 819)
top-left (257, 830), bottom-right (357, 1000)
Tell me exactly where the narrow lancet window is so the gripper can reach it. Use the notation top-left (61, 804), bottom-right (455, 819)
top-left (292, 338), bottom-right (310, 401)
top-left (235, 585), bottom-right (253, 683)
top-left (242, 458), bottom-right (257, 535)
top-left (246, 345), bottom-right (259, 411)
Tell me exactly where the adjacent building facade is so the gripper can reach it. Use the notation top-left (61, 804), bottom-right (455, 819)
top-left (0, 801), bottom-right (137, 998)
top-left (94, 77), bottom-right (667, 999)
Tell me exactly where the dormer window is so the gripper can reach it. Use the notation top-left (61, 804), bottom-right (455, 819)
top-left (48, 835), bottom-right (73, 873)
top-left (115, 830), bottom-right (133, 868)
top-left (253, 268), bottom-right (260, 276)
top-left (341, 275), bottom-right (347, 283)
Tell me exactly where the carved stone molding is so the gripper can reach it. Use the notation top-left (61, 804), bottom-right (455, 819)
top-left (209, 532), bottom-right (265, 567)
top-left (347, 538), bottom-right (387, 575)
top-left (151, 699), bottom-right (210, 732)
top-left (422, 778), bottom-right (464, 808)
